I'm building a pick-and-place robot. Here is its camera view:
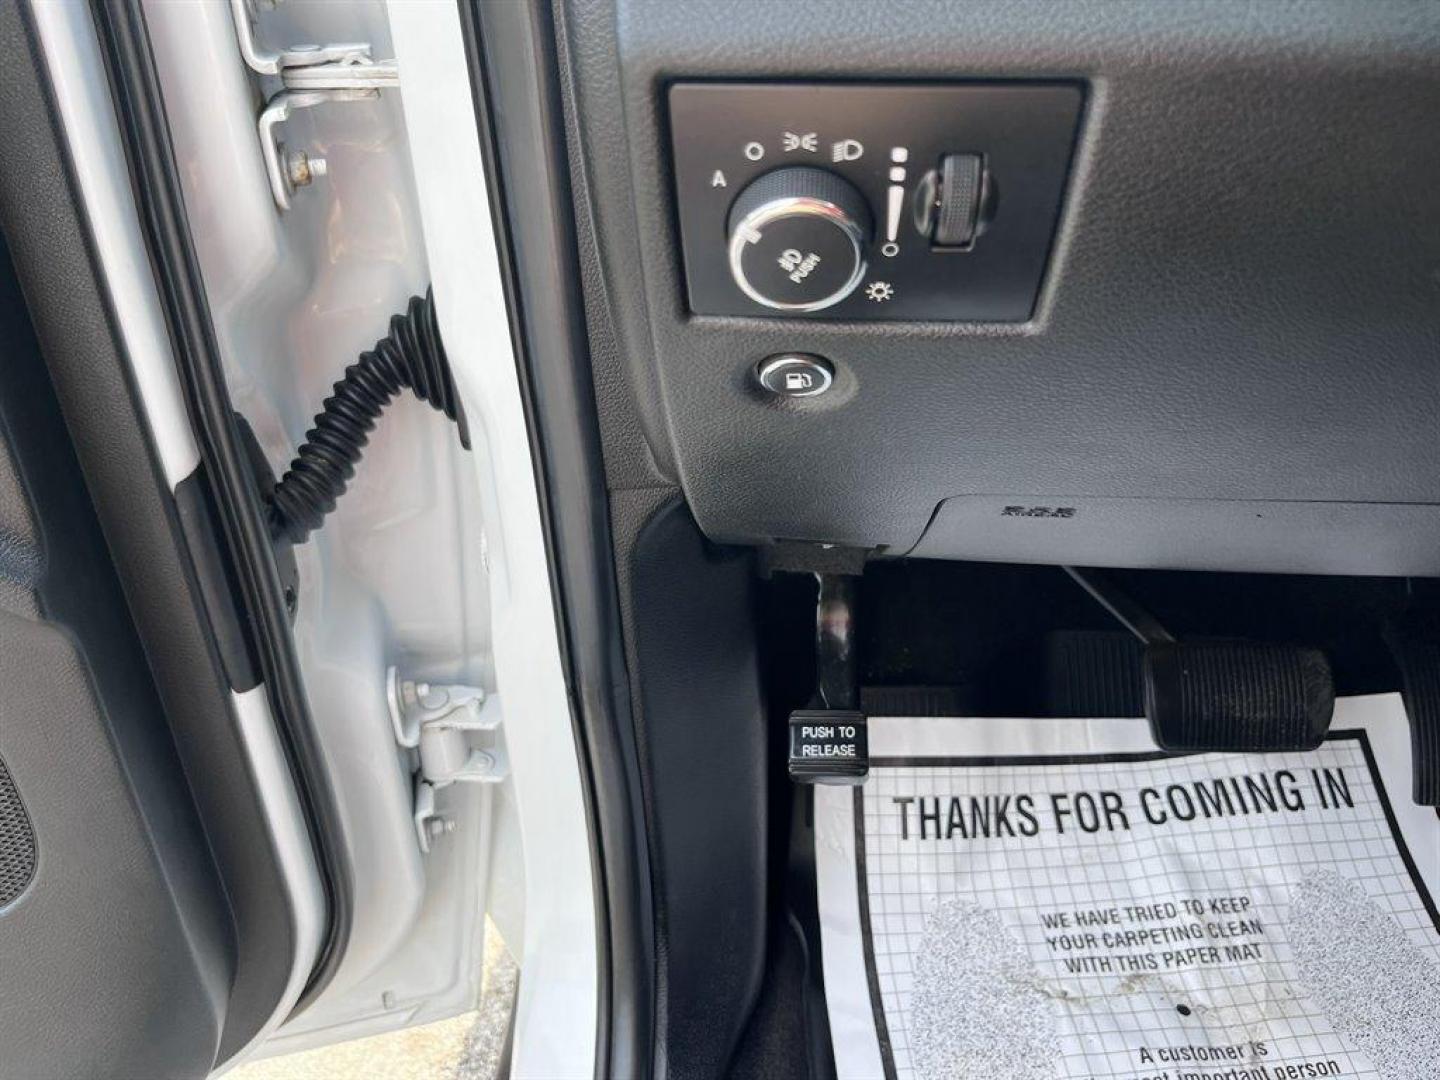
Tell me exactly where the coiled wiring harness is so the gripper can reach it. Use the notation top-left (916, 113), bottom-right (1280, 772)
top-left (267, 288), bottom-right (470, 546)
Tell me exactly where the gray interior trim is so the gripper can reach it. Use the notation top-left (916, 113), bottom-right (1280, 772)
top-left (562, 0), bottom-right (1440, 574)
top-left (912, 496), bottom-right (1440, 576)
top-left (0, 230), bottom-right (230, 1077)
top-left (0, 4), bottom-right (300, 1059)
top-left (0, 615), bottom-right (225, 1078)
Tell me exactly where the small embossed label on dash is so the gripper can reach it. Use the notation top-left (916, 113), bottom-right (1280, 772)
top-left (1001, 505), bottom-right (1078, 519)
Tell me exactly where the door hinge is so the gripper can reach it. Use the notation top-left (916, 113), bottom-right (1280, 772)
top-left (228, 0), bottom-right (401, 211)
top-left (386, 667), bottom-right (507, 853)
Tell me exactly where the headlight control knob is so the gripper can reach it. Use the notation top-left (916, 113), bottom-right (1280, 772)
top-left (727, 167), bottom-right (872, 312)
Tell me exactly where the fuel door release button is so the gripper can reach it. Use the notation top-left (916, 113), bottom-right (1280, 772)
top-left (757, 353), bottom-right (834, 398)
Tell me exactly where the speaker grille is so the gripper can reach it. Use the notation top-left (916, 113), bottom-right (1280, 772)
top-left (0, 755), bottom-right (36, 906)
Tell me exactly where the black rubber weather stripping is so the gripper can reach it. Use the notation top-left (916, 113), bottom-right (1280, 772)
top-left (87, 0), bottom-right (351, 1012)
top-left (462, 0), bottom-right (655, 1076)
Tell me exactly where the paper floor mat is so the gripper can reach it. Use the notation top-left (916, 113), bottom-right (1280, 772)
top-left (816, 695), bottom-right (1440, 1080)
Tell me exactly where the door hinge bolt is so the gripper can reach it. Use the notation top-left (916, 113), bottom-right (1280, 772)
top-left (386, 667), bottom-right (507, 852)
top-left (229, 0), bottom-right (399, 210)
top-left (284, 149), bottom-right (327, 189)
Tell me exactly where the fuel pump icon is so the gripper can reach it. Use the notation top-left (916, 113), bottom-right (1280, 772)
top-left (757, 353), bottom-right (834, 399)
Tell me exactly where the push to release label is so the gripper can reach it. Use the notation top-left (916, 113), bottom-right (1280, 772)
top-left (790, 709), bottom-right (868, 784)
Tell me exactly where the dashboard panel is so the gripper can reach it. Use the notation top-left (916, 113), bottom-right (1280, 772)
top-left (562, 0), bottom-right (1440, 574)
